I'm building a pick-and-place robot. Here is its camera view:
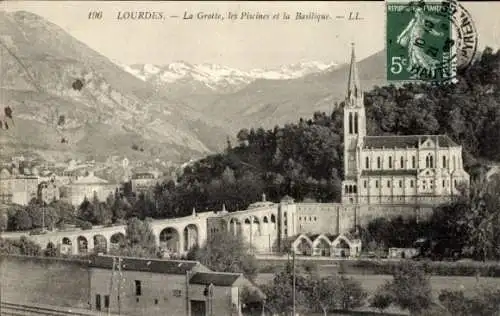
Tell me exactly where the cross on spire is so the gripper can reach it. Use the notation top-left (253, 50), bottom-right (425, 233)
top-left (347, 43), bottom-right (361, 101)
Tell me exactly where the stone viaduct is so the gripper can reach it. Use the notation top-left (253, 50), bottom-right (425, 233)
top-left (2, 211), bottom-right (211, 256)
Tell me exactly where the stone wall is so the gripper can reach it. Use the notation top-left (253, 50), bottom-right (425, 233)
top-left (295, 202), bottom-right (435, 236)
top-left (0, 255), bottom-right (90, 308)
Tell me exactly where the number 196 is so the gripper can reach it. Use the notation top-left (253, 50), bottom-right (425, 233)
top-left (88, 11), bottom-right (103, 20)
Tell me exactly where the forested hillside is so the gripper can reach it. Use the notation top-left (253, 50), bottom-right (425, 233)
top-left (150, 47), bottom-right (500, 218)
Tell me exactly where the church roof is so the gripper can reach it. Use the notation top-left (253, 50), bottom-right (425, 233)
top-left (361, 170), bottom-right (418, 177)
top-left (363, 135), bottom-right (458, 149)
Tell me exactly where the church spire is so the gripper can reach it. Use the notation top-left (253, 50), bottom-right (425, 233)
top-left (346, 43), bottom-right (361, 102)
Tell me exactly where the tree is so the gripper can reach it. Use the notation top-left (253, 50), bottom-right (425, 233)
top-left (386, 261), bottom-right (432, 315)
top-left (93, 199), bottom-right (112, 225)
top-left (42, 207), bottom-right (60, 230)
top-left (337, 276), bottom-right (368, 311)
top-left (306, 274), bottom-right (339, 316)
top-left (370, 282), bottom-right (394, 314)
top-left (191, 230), bottom-right (258, 281)
top-left (438, 289), bottom-right (470, 316)
top-left (439, 286), bottom-right (500, 316)
top-left (78, 197), bottom-right (95, 223)
top-left (50, 200), bottom-right (75, 227)
top-left (261, 265), bottom-right (310, 315)
top-left (463, 175), bottom-right (500, 260)
top-left (112, 196), bottom-right (130, 221)
top-left (109, 217), bottom-right (157, 258)
top-left (132, 193), bottom-right (155, 219)
top-left (0, 236), bottom-right (42, 256)
top-left (14, 209), bottom-right (32, 230)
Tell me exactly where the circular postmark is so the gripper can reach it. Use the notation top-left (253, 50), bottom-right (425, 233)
top-left (387, 0), bottom-right (478, 84)
top-left (437, 0), bottom-right (478, 70)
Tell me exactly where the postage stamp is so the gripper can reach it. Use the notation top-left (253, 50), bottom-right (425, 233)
top-left (386, 0), bottom-right (478, 84)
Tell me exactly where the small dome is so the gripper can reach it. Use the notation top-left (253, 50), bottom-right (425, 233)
top-left (281, 195), bottom-right (295, 203)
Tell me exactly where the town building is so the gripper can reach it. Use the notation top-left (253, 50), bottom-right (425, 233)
top-left (63, 172), bottom-right (118, 206)
top-left (0, 167), bottom-right (39, 205)
top-left (131, 171), bottom-right (160, 194)
top-left (341, 44), bottom-right (470, 205)
top-left (88, 255), bottom-right (264, 316)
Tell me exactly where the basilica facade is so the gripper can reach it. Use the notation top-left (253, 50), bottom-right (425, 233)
top-left (341, 44), bottom-right (470, 205)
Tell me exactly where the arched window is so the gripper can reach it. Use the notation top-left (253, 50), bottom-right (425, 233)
top-left (425, 156), bottom-right (429, 168)
top-left (430, 155), bottom-right (434, 168)
top-left (442, 156), bottom-right (447, 168)
top-left (377, 157), bottom-right (381, 169)
top-left (412, 156), bottom-right (416, 168)
top-left (348, 113), bottom-right (353, 134)
top-left (345, 185), bottom-right (348, 193)
top-left (400, 157), bottom-right (404, 169)
top-left (365, 157), bottom-right (369, 169)
top-left (388, 157), bottom-right (393, 169)
top-left (353, 185), bottom-right (357, 193)
top-left (354, 113), bottom-right (359, 134)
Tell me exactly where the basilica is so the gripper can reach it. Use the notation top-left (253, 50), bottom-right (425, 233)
top-left (341, 44), bottom-right (470, 205)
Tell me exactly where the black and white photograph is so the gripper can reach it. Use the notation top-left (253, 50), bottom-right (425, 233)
top-left (1, 1), bottom-right (500, 315)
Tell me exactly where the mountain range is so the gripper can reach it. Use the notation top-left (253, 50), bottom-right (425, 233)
top-left (0, 10), bottom-right (387, 164)
top-left (122, 61), bottom-right (338, 95)
top-left (122, 52), bottom-right (386, 135)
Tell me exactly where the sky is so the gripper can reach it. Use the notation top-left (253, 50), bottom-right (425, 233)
top-left (3, 1), bottom-right (500, 70)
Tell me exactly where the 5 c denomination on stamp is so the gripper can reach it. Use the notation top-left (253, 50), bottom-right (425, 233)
top-left (386, 0), bottom-right (477, 84)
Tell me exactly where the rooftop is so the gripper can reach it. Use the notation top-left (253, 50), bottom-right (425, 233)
top-left (363, 135), bottom-right (458, 149)
top-left (89, 255), bottom-right (203, 275)
top-left (189, 271), bottom-right (242, 286)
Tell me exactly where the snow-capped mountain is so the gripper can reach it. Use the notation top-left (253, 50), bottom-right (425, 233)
top-left (120, 61), bottom-right (338, 94)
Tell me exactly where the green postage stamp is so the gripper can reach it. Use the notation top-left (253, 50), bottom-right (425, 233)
top-left (386, 0), bottom-right (477, 84)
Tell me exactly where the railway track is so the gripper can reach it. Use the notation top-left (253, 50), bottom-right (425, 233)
top-left (0, 302), bottom-right (118, 316)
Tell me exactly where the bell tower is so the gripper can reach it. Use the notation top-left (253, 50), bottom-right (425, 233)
top-left (342, 43), bottom-right (366, 203)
